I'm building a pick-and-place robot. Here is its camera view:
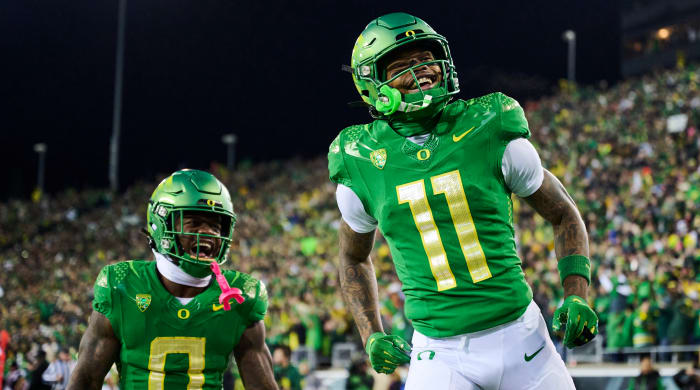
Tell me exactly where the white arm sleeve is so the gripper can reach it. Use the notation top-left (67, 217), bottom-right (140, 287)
top-left (501, 138), bottom-right (544, 198)
top-left (336, 184), bottom-right (378, 233)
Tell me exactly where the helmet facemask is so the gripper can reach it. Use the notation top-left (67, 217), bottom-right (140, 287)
top-left (378, 55), bottom-right (451, 118)
top-left (173, 210), bottom-right (231, 258)
top-left (150, 205), bottom-right (235, 278)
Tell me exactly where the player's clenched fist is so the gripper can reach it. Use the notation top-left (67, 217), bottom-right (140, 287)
top-left (365, 332), bottom-right (411, 374)
top-left (553, 295), bottom-right (598, 349)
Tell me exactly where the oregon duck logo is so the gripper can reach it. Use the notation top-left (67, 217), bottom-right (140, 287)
top-left (417, 149), bottom-right (431, 160)
top-left (370, 149), bottom-right (387, 169)
top-left (136, 294), bottom-right (152, 312)
top-left (417, 350), bottom-right (435, 360)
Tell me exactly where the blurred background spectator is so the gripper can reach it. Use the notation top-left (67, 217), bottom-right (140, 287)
top-left (628, 354), bottom-right (664, 389)
top-left (27, 350), bottom-right (49, 390)
top-left (673, 361), bottom-right (700, 389)
top-left (273, 345), bottom-right (303, 390)
top-left (40, 348), bottom-right (74, 390)
top-left (3, 362), bottom-right (25, 390)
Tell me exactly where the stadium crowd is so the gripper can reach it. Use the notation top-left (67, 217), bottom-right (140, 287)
top-left (1, 63), bottom-right (700, 387)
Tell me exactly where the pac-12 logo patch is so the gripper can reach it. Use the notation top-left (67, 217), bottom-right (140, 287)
top-left (370, 149), bottom-right (387, 169)
top-left (136, 294), bottom-right (152, 312)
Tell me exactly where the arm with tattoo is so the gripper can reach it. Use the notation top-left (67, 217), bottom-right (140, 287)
top-left (523, 169), bottom-right (590, 298)
top-left (524, 169), bottom-right (598, 347)
top-left (337, 220), bottom-right (383, 346)
top-left (233, 321), bottom-right (278, 390)
top-left (67, 311), bottom-right (120, 390)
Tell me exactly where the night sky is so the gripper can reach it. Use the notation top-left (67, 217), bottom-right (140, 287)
top-left (0, 0), bottom-right (620, 199)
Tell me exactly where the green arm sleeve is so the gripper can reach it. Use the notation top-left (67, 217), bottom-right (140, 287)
top-left (92, 265), bottom-right (113, 318)
top-left (497, 92), bottom-right (531, 141)
top-left (328, 133), bottom-right (353, 187)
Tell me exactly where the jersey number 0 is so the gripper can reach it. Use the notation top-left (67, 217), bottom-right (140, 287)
top-left (397, 169), bottom-right (492, 291)
top-left (148, 337), bottom-right (206, 389)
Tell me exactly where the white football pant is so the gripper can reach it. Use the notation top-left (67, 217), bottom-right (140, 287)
top-left (405, 300), bottom-right (575, 390)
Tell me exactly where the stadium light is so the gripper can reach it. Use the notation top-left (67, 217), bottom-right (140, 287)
top-left (221, 134), bottom-right (237, 171)
top-left (109, 0), bottom-right (128, 192)
top-left (657, 28), bottom-right (670, 40)
top-left (33, 143), bottom-right (47, 194)
top-left (562, 30), bottom-right (576, 83)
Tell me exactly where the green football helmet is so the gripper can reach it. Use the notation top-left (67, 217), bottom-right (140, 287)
top-left (146, 169), bottom-right (236, 278)
top-left (351, 12), bottom-right (459, 118)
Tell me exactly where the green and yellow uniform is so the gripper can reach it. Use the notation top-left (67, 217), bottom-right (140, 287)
top-left (329, 92), bottom-right (533, 337)
top-left (632, 308), bottom-right (655, 347)
top-left (93, 260), bottom-right (267, 389)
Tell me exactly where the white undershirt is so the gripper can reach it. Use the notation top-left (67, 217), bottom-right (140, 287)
top-left (336, 137), bottom-right (544, 233)
top-left (154, 250), bottom-right (211, 305)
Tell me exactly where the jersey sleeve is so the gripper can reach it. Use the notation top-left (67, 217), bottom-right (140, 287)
top-left (234, 272), bottom-right (268, 326)
top-left (93, 265), bottom-right (113, 318)
top-left (497, 92), bottom-right (530, 141)
top-left (328, 132), bottom-right (353, 187)
top-left (246, 280), bottom-right (268, 325)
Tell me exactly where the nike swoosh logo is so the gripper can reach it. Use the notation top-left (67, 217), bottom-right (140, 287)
top-left (452, 126), bottom-right (476, 142)
top-left (212, 304), bottom-right (225, 312)
top-left (524, 344), bottom-right (545, 362)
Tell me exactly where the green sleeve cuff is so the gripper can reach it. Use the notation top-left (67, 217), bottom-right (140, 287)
top-left (557, 255), bottom-right (591, 286)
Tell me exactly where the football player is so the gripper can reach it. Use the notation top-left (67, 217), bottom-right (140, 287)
top-left (68, 169), bottom-right (277, 389)
top-left (329, 13), bottom-right (597, 389)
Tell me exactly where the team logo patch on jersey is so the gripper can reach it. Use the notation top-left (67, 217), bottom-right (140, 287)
top-left (370, 149), bottom-right (387, 169)
top-left (136, 294), bottom-right (152, 312)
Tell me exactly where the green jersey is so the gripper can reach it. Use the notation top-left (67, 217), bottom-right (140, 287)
top-left (93, 260), bottom-right (268, 389)
top-left (329, 92), bottom-right (533, 337)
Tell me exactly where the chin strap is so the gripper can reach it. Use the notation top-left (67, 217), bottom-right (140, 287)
top-left (376, 84), bottom-right (436, 115)
top-left (398, 94), bottom-right (433, 112)
top-left (153, 250), bottom-right (211, 287)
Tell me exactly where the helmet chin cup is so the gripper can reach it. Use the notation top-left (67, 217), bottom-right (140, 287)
top-left (375, 85), bottom-right (401, 115)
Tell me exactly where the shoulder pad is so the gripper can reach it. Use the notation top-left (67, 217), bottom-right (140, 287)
top-left (328, 125), bottom-right (368, 187)
top-left (466, 92), bottom-right (530, 141)
top-left (495, 92), bottom-right (530, 140)
top-left (93, 264), bottom-right (114, 317)
top-left (232, 272), bottom-right (268, 325)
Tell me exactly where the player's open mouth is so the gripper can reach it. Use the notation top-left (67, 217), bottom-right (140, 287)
top-left (407, 74), bottom-right (438, 93)
top-left (191, 242), bottom-right (216, 261)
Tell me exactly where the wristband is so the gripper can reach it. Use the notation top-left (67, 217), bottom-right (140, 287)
top-left (557, 255), bottom-right (591, 286)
